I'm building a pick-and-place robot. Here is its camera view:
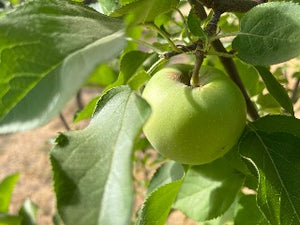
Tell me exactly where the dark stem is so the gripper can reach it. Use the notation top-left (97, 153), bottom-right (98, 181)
top-left (83, 0), bottom-right (97, 4)
top-left (189, 2), bottom-right (260, 120)
top-left (59, 113), bottom-right (70, 131)
top-left (162, 42), bottom-right (198, 58)
top-left (211, 40), bottom-right (259, 120)
top-left (291, 77), bottom-right (300, 104)
top-left (188, 0), bottom-right (208, 19)
top-left (76, 90), bottom-right (84, 110)
top-left (205, 11), bottom-right (222, 37)
top-left (196, 0), bottom-right (267, 13)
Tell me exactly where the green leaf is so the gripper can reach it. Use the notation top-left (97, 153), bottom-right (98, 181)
top-left (232, 2), bottom-right (300, 65)
top-left (86, 64), bottom-right (118, 87)
top-left (73, 96), bottom-right (99, 122)
top-left (110, 0), bottom-right (179, 24)
top-left (255, 66), bottom-right (294, 115)
top-left (239, 116), bottom-right (300, 225)
top-left (137, 161), bottom-right (185, 225)
top-left (252, 115), bottom-right (300, 137)
top-left (257, 93), bottom-right (281, 114)
top-left (201, 195), bottom-right (240, 225)
top-left (270, 0), bottom-right (300, 3)
top-left (104, 50), bottom-right (152, 92)
top-left (18, 199), bottom-right (38, 225)
top-left (50, 86), bottom-right (151, 225)
top-left (0, 0), bottom-right (125, 133)
top-left (293, 72), bottom-right (300, 78)
top-left (0, 214), bottom-right (22, 225)
top-left (174, 158), bottom-right (245, 222)
top-left (187, 10), bottom-right (206, 38)
top-left (234, 194), bottom-right (268, 225)
top-left (98, 0), bottom-right (121, 15)
top-left (146, 161), bottom-right (184, 195)
top-left (234, 59), bottom-right (262, 97)
top-left (128, 70), bottom-right (150, 90)
top-left (0, 173), bottom-right (19, 213)
top-left (75, 50), bottom-right (152, 122)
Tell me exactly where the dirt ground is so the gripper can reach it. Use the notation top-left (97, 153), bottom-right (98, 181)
top-left (0, 65), bottom-right (299, 225)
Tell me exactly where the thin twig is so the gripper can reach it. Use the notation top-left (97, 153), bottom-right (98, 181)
top-left (76, 90), bottom-right (84, 110)
top-left (204, 11), bottom-right (222, 37)
top-left (59, 113), bottom-right (70, 131)
top-left (291, 77), bottom-right (300, 104)
top-left (196, 0), bottom-right (267, 13)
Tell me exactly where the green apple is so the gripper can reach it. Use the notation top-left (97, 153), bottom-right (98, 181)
top-left (142, 65), bottom-right (246, 165)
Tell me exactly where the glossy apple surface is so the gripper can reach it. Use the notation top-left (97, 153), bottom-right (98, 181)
top-left (142, 65), bottom-right (246, 165)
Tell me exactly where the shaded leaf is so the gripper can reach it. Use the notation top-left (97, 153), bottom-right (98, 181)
top-left (239, 116), bottom-right (300, 225)
top-left (187, 10), bottom-right (205, 38)
top-left (255, 66), bottom-right (294, 115)
top-left (50, 86), bottom-right (151, 225)
top-left (0, 173), bottom-right (19, 213)
top-left (257, 93), bottom-right (281, 114)
top-left (174, 158), bottom-right (245, 222)
top-left (234, 194), bottom-right (268, 225)
top-left (232, 2), bottom-right (300, 65)
top-left (252, 115), bottom-right (300, 137)
top-left (0, 0), bottom-right (125, 133)
top-left (111, 0), bottom-right (179, 24)
top-left (99, 0), bottom-right (121, 15)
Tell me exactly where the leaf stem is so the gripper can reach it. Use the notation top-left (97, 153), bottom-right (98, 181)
top-left (146, 23), bottom-right (182, 52)
top-left (126, 37), bottom-right (163, 53)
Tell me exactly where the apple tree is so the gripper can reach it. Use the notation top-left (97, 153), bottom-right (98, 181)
top-left (0, 0), bottom-right (300, 224)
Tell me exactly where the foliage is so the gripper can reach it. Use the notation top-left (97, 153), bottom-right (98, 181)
top-left (0, 174), bottom-right (38, 225)
top-left (0, 0), bottom-right (299, 225)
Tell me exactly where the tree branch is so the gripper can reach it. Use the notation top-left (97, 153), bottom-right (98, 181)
top-left (196, 0), bottom-right (267, 13)
top-left (189, 1), bottom-right (260, 120)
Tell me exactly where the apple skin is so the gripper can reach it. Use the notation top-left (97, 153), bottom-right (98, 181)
top-left (142, 65), bottom-right (246, 165)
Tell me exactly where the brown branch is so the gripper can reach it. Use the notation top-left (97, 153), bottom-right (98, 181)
top-left (196, 0), bottom-right (267, 13)
top-left (189, 1), bottom-right (260, 120)
top-left (211, 40), bottom-right (260, 120)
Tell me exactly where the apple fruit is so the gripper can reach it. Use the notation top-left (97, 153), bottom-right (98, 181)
top-left (142, 65), bottom-right (246, 165)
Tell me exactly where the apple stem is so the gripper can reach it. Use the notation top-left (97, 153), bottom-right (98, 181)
top-left (190, 50), bottom-right (204, 87)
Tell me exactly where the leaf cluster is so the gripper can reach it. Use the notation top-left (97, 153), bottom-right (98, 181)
top-left (0, 0), bottom-right (299, 225)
